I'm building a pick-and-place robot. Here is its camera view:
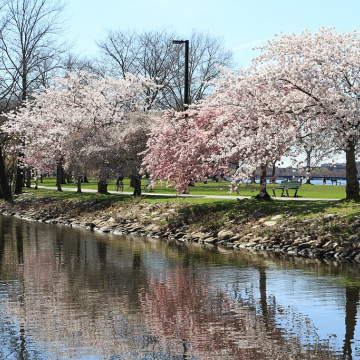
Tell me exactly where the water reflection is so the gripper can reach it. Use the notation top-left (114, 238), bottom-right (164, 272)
top-left (0, 215), bottom-right (359, 359)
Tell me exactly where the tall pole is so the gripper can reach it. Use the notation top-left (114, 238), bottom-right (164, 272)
top-left (184, 40), bottom-right (189, 111)
top-left (173, 40), bottom-right (189, 111)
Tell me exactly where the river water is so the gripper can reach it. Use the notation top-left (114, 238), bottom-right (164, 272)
top-left (0, 215), bottom-right (359, 359)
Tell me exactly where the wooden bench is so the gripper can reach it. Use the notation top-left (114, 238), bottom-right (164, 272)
top-left (143, 179), bottom-right (153, 192)
top-left (330, 178), bottom-right (341, 185)
top-left (272, 180), bottom-right (302, 197)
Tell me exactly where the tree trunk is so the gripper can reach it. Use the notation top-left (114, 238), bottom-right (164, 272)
top-left (256, 164), bottom-right (271, 200)
top-left (56, 163), bottom-right (62, 192)
top-left (77, 176), bottom-right (82, 193)
top-left (305, 150), bottom-right (312, 184)
top-left (131, 174), bottom-right (142, 197)
top-left (0, 144), bottom-right (12, 202)
top-left (345, 141), bottom-right (359, 200)
top-left (26, 168), bottom-right (31, 188)
top-left (14, 154), bottom-right (24, 195)
top-left (60, 167), bottom-right (66, 184)
top-left (342, 287), bottom-right (359, 359)
top-left (250, 172), bottom-right (256, 184)
top-left (97, 179), bottom-right (108, 194)
top-left (271, 162), bottom-right (276, 182)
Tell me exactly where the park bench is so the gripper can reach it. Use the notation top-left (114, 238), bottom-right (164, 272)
top-left (143, 179), bottom-right (153, 192)
top-left (330, 178), bottom-right (341, 185)
top-left (272, 180), bottom-right (302, 197)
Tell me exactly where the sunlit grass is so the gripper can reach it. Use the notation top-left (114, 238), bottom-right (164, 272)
top-left (37, 177), bottom-right (346, 199)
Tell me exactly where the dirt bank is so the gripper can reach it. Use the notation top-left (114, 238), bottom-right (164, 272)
top-left (1, 194), bottom-right (360, 262)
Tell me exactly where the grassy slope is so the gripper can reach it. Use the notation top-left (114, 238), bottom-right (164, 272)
top-left (23, 177), bottom-right (359, 228)
top-left (18, 183), bottom-right (360, 222)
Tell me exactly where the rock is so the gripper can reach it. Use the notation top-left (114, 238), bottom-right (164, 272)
top-left (323, 251), bottom-right (335, 258)
top-left (113, 229), bottom-right (124, 235)
top-left (354, 253), bottom-right (360, 262)
top-left (144, 224), bottom-right (160, 232)
top-left (308, 248), bottom-right (325, 257)
top-left (263, 220), bottom-right (277, 227)
top-left (229, 234), bottom-right (241, 241)
top-left (191, 232), bottom-right (208, 240)
top-left (203, 237), bottom-right (217, 244)
top-left (176, 226), bottom-right (189, 233)
top-left (298, 248), bottom-right (309, 257)
top-left (174, 232), bottom-right (186, 239)
top-left (127, 224), bottom-right (143, 232)
top-left (349, 234), bottom-right (360, 242)
top-left (98, 227), bottom-right (111, 233)
top-left (323, 241), bottom-right (339, 250)
top-left (217, 230), bottom-right (234, 240)
top-left (251, 212), bottom-right (266, 219)
top-left (85, 222), bottom-right (96, 229)
top-left (287, 249), bottom-right (299, 256)
top-left (335, 251), bottom-right (345, 259)
top-left (271, 214), bottom-right (282, 221)
top-left (244, 241), bottom-right (258, 247)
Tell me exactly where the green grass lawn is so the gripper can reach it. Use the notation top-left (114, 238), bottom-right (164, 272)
top-left (37, 177), bottom-right (346, 199)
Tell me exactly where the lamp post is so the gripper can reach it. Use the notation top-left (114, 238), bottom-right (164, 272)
top-left (172, 40), bottom-right (189, 111)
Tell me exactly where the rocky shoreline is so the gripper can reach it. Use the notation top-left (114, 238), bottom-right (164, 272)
top-left (1, 194), bottom-right (360, 263)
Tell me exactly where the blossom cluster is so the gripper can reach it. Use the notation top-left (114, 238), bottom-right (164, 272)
top-left (3, 71), bottom-right (157, 181)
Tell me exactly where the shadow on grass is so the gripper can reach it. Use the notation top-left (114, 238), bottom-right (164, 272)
top-left (21, 189), bottom-right (359, 228)
top-left (167, 197), bottom-right (357, 230)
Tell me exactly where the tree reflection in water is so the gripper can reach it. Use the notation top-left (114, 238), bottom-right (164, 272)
top-left (0, 216), bottom-right (359, 359)
top-left (140, 266), bottom-right (339, 359)
top-left (343, 286), bottom-right (360, 359)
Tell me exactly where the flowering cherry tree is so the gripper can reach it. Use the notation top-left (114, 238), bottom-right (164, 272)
top-left (253, 27), bottom-right (360, 199)
top-left (4, 71), bottom-right (157, 193)
top-left (142, 68), bottom-right (297, 196)
top-left (145, 28), bottom-right (360, 200)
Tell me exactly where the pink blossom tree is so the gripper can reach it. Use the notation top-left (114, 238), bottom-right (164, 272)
top-left (142, 68), bottom-right (296, 197)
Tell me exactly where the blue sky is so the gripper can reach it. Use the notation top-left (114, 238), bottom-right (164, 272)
top-left (65, 0), bottom-right (360, 68)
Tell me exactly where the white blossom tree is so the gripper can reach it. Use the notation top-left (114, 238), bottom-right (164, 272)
top-left (144, 28), bottom-right (360, 200)
top-left (253, 27), bottom-right (360, 199)
top-left (4, 71), bottom-right (157, 193)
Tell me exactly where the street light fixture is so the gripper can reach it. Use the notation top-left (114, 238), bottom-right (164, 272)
top-left (172, 40), bottom-right (189, 111)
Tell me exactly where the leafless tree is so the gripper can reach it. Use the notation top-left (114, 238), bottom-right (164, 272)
top-left (0, 0), bottom-right (69, 105)
top-left (97, 28), bottom-right (234, 111)
top-left (0, 0), bottom-right (69, 197)
top-left (63, 53), bottom-right (102, 76)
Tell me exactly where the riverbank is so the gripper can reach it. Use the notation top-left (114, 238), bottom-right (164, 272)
top-left (1, 191), bottom-right (360, 262)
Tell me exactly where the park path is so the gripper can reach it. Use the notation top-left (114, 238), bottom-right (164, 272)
top-left (36, 186), bottom-right (340, 201)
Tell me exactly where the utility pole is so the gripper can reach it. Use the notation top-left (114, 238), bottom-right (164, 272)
top-left (172, 40), bottom-right (189, 111)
